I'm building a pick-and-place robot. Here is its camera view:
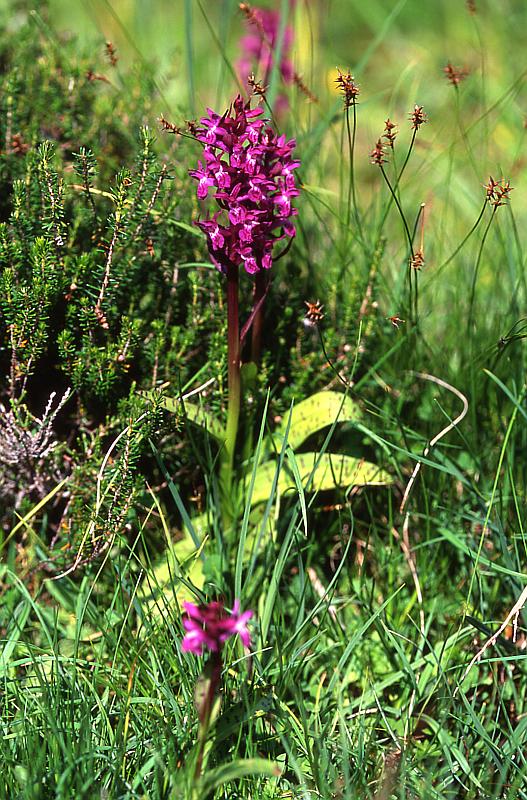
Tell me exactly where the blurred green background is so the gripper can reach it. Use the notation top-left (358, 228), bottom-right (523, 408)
top-left (2, 0), bottom-right (524, 116)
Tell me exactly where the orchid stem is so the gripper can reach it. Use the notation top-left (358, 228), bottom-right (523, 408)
top-left (194, 652), bottom-right (222, 784)
top-left (222, 262), bottom-right (241, 515)
top-left (250, 271), bottom-right (266, 364)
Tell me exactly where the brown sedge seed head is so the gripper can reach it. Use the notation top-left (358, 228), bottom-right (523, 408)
top-left (410, 249), bottom-right (425, 270)
top-left (409, 104), bottom-right (427, 130)
top-left (444, 63), bottom-right (469, 86)
top-left (484, 176), bottom-right (513, 207)
top-left (383, 118), bottom-right (398, 148)
top-left (304, 300), bottom-right (324, 327)
top-left (370, 138), bottom-right (387, 166)
top-left (335, 68), bottom-right (360, 108)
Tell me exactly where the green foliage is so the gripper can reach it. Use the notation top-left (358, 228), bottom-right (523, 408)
top-left (2, 0), bottom-right (527, 798)
top-left (0, 10), bottom-right (230, 544)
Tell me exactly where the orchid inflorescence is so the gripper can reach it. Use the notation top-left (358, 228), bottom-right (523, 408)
top-left (181, 599), bottom-right (253, 655)
top-left (189, 95), bottom-right (300, 276)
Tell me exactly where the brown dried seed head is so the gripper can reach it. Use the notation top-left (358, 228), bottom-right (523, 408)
top-left (370, 138), bottom-right (387, 166)
top-left (335, 68), bottom-right (360, 108)
top-left (239, 2), bottom-right (266, 38)
top-left (410, 249), bottom-right (425, 270)
top-left (409, 104), bottom-right (427, 130)
top-left (444, 63), bottom-right (469, 86)
top-left (304, 300), bottom-right (325, 326)
top-left (383, 118), bottom-right (398, 148)
top-left (105, 41), bottom-right (118, 67)
top-left (293, 73), bottom-right (318, 104)
top-left (86, 69), bottom-right (111, 85)
top-left (484, 176), bottom-right (513, 207)
top-left (11, 133), bottom-right (30, 156)
top-left (159, 115), bottom-right (182, 135)
top-left (247, 72), bottom-right (268, 98)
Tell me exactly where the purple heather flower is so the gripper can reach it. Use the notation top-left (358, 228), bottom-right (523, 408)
top-left (181, 600), bottom-right (253, 655)
top-left (190, 94), bottom-right (300, 276)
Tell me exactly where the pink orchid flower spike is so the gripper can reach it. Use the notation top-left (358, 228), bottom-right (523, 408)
top-left (181, 600), bottom-right (253, 655)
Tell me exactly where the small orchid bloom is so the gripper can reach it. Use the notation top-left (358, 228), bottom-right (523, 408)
top-left (228, 600), bottom-right (253, 648)
top-left (241, 252), bottom-right (259, 274)
top-left (181, 600), bottom-right (253, 655)
top-left (196, 218), bottom-right (225, 251)
top-left (228, 206), bottom-right (246, 226)
top-left (189, 161), bottom-right (215, 200)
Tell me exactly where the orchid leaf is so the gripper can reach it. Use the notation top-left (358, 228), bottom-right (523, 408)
top-left (275, 391), bottom-right (360, 451)
top-left (250, 452), bottom-right (391, 505)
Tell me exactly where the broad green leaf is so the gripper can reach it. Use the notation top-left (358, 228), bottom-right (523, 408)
top-left (276, 391), bottom-right (360, 451)
top-left (250, 452), bottom-right (391, 505)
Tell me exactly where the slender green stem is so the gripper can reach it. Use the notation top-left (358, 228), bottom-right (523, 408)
top-left (411, 204), bottom-right (425, 326)
top-left (467, 206), bottom-right (497, 336)
top-left (379, 166), bottom-right (415, 259)
top-left (413, 268), bottom-right (419, 327)
top-left (250, 271), bottom-right (267, 364)
top-left (194, 652), bottom-right (222, 783)
top-left (345, 103), bottom-right (362, 239)
top-left (395, 129), bottom-right (417, 186)
top-left (379, 165), bottom-right (416, 323)
top-left (411, 203), bottom-right (425, 243)
top-left (317, 326), bottom-right (351, 390)
top-left (376, 129), bottom-right (417, 235)
top-left (435, 199), bottom-right (487, 278)
top-left (455, 85), bottom-right (479, 180)
top-left (224, 263), bottom-right (241, 493)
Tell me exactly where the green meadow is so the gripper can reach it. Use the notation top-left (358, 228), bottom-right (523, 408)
top-left (1, 1), bottom-right (527, 797)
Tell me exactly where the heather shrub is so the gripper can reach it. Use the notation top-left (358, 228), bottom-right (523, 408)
top-left (2, 2), bottom-right (527, 798)
top-left (0, 13), bottom-right (220, 556)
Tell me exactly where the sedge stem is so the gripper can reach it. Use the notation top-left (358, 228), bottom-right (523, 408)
top-left (467, 206), bottom-right (497, 336)
top-left (345, 103), bottom-right (362, 239)
top-left (379, 164), bottom-right (416, 324)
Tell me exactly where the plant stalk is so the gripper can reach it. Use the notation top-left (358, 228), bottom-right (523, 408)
top-left (223, 261), bottom-right (241, 505)
top-left (194, 652), bottom-right (222, 783)
top-left (250, 271), bottom-right (267, 364)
